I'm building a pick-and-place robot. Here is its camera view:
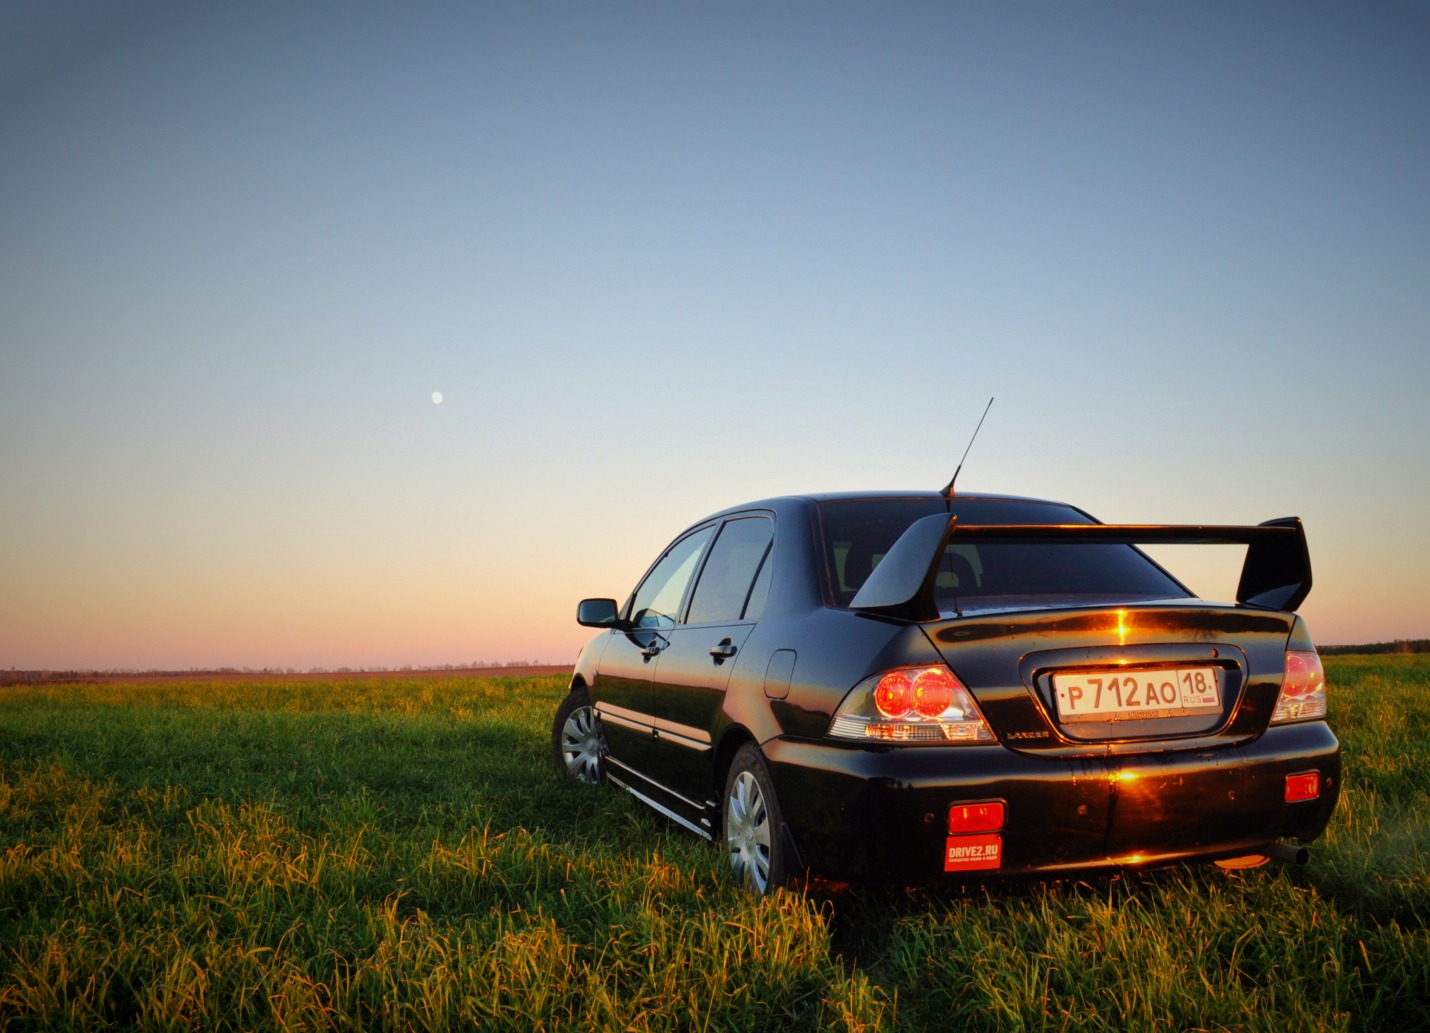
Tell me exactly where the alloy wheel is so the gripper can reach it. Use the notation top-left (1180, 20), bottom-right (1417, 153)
top-left (725, 769), bottom-right (772, 892)
top-left (559, 704), bottom-right (605, 783)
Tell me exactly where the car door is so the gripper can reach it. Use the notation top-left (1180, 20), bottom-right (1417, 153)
top-left (648, 515), bottom-right (775, 823)
top-left (593, 524), bottom-right (716, 790)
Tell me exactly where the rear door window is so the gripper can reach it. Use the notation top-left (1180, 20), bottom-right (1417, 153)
top-left (685, 516), bottom-right (775, 625)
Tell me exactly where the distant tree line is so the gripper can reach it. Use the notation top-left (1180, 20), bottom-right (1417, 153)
top-left (0, 660), bottom-right (572, 687)
top-left (1319, 639), bottom-right (1430, 656)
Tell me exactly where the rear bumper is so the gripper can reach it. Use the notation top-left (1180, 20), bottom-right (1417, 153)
top-left (763, 721), bottom-right (1340, 883)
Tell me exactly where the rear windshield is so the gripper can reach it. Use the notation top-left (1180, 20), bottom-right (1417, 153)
top-left (818, 498), bottom-right (1190, 614)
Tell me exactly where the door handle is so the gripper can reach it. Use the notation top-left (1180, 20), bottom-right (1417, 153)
top-left (709, 639), bottom-right (737, 663)
top-left (639, 632), bottom-right (668, 661)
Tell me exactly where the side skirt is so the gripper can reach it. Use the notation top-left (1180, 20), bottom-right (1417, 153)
top-left (607, 759), bottom-right (716, 841)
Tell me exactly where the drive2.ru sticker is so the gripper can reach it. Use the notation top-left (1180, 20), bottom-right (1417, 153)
top-left (945, 833), bottom-right (1002, 872)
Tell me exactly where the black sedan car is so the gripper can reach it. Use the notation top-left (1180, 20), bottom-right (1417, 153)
top-left (551, 490), bottom-right (1339, 893)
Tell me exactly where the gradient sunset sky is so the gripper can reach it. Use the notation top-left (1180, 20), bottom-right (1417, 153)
top-left (3, 1), bottom-right (1427, 670)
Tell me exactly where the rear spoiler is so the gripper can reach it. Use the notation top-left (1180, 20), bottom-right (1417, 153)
top-left (848, 514), bottom-right (1311, 622)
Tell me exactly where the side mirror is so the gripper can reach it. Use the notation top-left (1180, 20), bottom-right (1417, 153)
top-left (577, 598), bottom-right (622, 627)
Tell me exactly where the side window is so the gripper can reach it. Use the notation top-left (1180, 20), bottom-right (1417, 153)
top-left (686, 516), bottom-right (775, 625)
top-left (629, 526), bottom-right (716, 629)
top-left (742, 546), bottom-right (773, 621)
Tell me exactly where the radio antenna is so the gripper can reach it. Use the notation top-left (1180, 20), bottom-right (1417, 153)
top-left (940, 396), bottom-right (994, 497)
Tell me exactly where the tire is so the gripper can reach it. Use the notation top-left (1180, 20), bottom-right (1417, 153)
top-left (723, 743), bottom-right (788, 893)
top-left (551, 689), bottom-right (606, 784)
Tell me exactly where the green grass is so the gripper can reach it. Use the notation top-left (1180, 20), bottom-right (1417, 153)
top-left (0, 659), bottom-right (1426, 1031)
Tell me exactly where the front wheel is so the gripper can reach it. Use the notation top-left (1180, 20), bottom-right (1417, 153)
top-left (723, 744), bottom-right (788, 893)
top-left (552, 689), bottom-right (605, 784)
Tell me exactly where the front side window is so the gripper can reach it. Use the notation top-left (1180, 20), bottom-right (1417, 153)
top-left (686, 516), bottom-right (774, 625)
top-left (629, 526), bottom-right (716, 629)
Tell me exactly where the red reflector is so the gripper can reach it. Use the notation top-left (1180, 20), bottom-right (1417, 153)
top-left (948, 801), bottom-right (1005, 834)
top-left (945, 833), bottom-right (1002, 872)
top-left (1285, 772), bottom-right (1320, 802)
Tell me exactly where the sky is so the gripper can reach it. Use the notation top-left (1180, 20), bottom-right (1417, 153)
top-left (2, 1), bottom-right (1428, 670)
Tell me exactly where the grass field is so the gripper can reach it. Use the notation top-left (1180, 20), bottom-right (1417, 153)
top-left (1, 656), bottom-right (1426, 1031)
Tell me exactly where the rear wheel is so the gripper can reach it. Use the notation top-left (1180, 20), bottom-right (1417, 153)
top-left (552, 689), bottom-right (605, 784)
top-left (723, 744), bottom-right (788, 893)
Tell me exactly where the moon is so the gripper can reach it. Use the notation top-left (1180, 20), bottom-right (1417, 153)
top-left (431, 391), bottom-right (443, 405)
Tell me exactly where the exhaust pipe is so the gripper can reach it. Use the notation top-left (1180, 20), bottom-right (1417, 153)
top-left (1263, 842), bottom-right (1309, 865)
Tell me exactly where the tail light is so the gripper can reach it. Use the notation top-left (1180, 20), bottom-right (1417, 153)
top-left (1270, 650), bottom-right (1327, 724)
top-left (828, 665), bottom-right (995, 744)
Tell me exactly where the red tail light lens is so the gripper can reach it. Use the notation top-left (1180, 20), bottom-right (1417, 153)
top-left (1271, 650), bottom-right (1327, 724)
top-left (912, 667), bottom-right (957, 717)
top-left (874, 671), bottom-right (914, 718)
top-left (829, 665), bottom-right (996, 745)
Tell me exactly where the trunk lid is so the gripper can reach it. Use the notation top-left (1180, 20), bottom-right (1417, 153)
top-left (923, 602), bottom-right (1296, 756)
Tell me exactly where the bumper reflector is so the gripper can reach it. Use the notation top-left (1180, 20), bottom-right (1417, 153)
top-left (1285, 772), bottom-right (1320, 803)
top-left (948, 801), bottom-right (1005, 834)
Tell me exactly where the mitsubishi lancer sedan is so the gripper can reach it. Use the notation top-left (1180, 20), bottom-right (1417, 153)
top-left (551, 490), bottom-right (1339, 893)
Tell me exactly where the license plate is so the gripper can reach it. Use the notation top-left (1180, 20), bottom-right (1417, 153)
top-left (1052, 666), bottom-right (1220, 723)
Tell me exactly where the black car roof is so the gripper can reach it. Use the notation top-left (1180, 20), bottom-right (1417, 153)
top-left (793, 490), bottom-right (1061, 505)
top-left (696, 490), bottom-right (1074, 525)
top-left (718, 488), bottom-right (1062, 508)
